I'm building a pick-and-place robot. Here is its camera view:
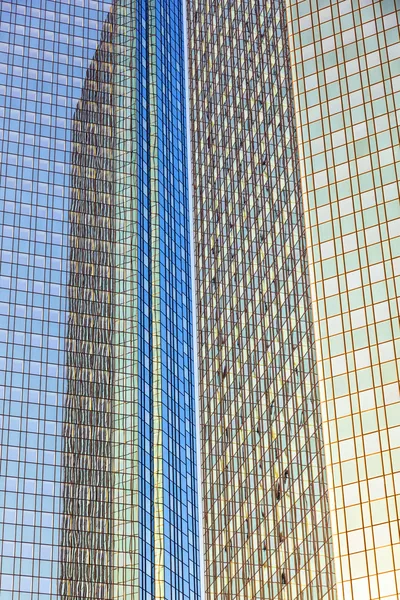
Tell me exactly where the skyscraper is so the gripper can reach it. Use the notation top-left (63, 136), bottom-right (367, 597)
top-left (188, 1), bottom-right (400, 600)
top-left (2, 1), bottom-right (400, 600)
top-left (60, 9), bottom-right (115, 597)
top-left (285, 2), bottom-right (400, 599)
top-left (0, 1), bottom-right (199, 598)
top-left (187, 1), bottom-right (336, 598)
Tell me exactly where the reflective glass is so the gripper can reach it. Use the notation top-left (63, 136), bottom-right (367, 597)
top-left (187, 0), bottom-right (336, 598)
top-left (0, 1), bottom-right (199, 598)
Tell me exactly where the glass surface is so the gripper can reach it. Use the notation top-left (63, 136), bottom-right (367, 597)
top-left (0, 1), bottom-right (199, 598)
top-left (285, 0), bottom-right (400, 598)
top-left (187, 0), bottom-right (337, 599)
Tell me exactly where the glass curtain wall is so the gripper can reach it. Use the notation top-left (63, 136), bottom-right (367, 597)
top-left (0, 1), bottom-right (199, 599)
top-left (187, 0), bottom-right (336, 599)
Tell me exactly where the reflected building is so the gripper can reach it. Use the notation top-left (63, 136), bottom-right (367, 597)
top-left (60, 0), bottom-right (200, 599)
top-left (60, 7), bottom-right (115, 599)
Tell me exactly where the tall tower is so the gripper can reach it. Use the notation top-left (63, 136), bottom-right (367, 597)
top-left (0, 1), bottom-right (199, 598)
top-left (285, 1), bottom-right (400, 599)
top-left (60, 8), bottom-right (116, 598)
top-left (188, 0), bottom-right (400, 599)
top-left (187, 1), bottom-right (336, 599)
top-left (61, 1), bottom-right (200, 598)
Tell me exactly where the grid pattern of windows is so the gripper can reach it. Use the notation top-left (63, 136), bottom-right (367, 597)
top-left (0, 2), bottom-right (113, 597)
top-left (0, 1), bottom-right (200, 599)
top-left (60, 9), bottom-right (115, 598)
top-left (188, 1), bottom-right (336, 598)
top-left (148, 0), bottom-right (200, 597)
top-left (285, 1), bottom-right (400, 599)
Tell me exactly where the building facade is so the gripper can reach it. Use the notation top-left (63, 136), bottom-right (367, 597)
top-left (188, 1), bottom-right (400, 599)
top-left (59, 9), bottom-right (115, 598)
top-left (0, 1), bottom-right (199, 599)
top-left (187, 1), bottom-right (336, 599)
top-left (2, 1), bottom-right (400, 600)
top-left (285, 1), bottom-right (400, 599)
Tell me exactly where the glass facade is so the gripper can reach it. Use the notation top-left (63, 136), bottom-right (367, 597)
top-left (285, 1), bottom-right (400, 599)
top-left (187, 0), bottom-right (336, 599)
top-left (0, 1), bottom-right (199, 599)
top-left (2, 1), bottom-right (399, 600)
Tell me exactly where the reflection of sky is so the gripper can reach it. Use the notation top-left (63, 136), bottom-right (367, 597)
top-left (0, 1), bottom-right (112, 596)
